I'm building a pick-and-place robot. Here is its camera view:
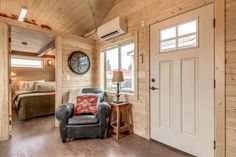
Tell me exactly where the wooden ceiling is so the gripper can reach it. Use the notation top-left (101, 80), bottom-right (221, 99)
top-left (11, 26), bottom-right (54, 53)
top-left (0, 0), bottom-right (119, 36)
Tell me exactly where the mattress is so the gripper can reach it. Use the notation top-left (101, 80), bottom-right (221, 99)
top-left (13, 91), bottom-right (55, 120)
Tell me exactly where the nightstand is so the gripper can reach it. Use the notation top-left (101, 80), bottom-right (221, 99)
top-left (109, 102), bottom-right (133, 140)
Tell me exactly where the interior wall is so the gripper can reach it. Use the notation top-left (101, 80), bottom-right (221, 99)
top-left (61, 35), bottom-right (96, 103)
top-left (95, 0), bottom-right (215, 139)
top-left (0, 22), bottom-right (9, 141)
top-left (226, 0), bottom-right (236, 156)
top-left (11, 57), bottom-right (55, 93)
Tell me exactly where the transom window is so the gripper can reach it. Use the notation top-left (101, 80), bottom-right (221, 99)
top-left (11, 56), bottom-right (43, 68)
top-left (160, 18), bottom-right (198, 52)
top-left (102, 41), bottom-right (134, 93)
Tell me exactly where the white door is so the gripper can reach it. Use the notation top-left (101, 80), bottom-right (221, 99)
top-left (150, 4), bottom-right (214, 157)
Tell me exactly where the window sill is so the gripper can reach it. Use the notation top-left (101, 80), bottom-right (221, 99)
top-left (104, 90), bottom-right (135, 96)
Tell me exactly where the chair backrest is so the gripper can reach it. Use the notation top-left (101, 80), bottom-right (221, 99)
top-left (81, 88), bottom-right (104, 102)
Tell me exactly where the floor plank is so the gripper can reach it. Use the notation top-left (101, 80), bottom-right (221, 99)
top-left (0, 114), bottom-right (192, 157)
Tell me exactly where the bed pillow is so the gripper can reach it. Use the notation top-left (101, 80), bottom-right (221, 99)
top-left (74, 94), bottom-right (100, 115)
top-left (17, 80), bottom-right (45, 91)
top-left (18, 81), bottom-right (35, 91)
top-left (35, 82), bottom-right (55, 92)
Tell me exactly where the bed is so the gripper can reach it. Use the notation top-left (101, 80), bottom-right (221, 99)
top-left (13, 81), bottom-right (56, 120)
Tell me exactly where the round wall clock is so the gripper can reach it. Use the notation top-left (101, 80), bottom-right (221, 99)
top-left (68, 51), bottom-right (91, 75)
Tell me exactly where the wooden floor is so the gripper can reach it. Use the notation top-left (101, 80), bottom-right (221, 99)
top-left (0, 114), bottom-right (192, 157)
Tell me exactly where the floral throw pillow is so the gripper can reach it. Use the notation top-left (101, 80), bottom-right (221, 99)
top-left (74, 94), bottom-right (99, 115)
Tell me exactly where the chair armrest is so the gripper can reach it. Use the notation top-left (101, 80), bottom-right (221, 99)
top-left (55, 103), bottom-right (74, 121)
top-left (97, 102), bottom-right (111, 124)
top-left (56, 103), bottom-right (74, 143)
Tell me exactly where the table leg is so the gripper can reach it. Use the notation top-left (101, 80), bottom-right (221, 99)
top-left (126, 108), bottom-right (132, 134)
top-left (129, 106), bottom-right (133, 133)
top-left (116, 107), bottom-right (120, 140)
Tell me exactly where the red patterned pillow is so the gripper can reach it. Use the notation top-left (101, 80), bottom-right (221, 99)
top-left (74, 94), bottom-right (99, 115)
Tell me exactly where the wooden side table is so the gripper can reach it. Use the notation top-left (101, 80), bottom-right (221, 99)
top-left (109, 102), bottom-right (133, 140)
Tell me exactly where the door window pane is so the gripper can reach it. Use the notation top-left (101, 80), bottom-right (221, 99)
top-left (178, 20), bottom-right (197, 36)
top-left (178, 35), bottom-right (197, 48)
top-left (121, 43), bottom-right (134, 92)
top-left (160, 27), bottom-right (176, 40)
top-left (105, 48), bottom-right (119, 91)
top-left (159, 19), bottom-right (198, 53)
top-left (160, 39), bottom-right (176, 52)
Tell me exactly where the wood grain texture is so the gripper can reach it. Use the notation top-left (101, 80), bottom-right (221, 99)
top-left (95, 0), bottom-right (215, 140)
top-left (55, 35), bottom-right (63, 127)
top-left (11, 26), bottom-right (54, 54)
top-left (0, 0), bottom-right (119, 36)
top-left (215, 0), bottom-right (226, 156)
top-left (61, 35), bottom-right (96, 104)
top-left (0, 112), bottom-right (193, 157)
top-left (0, 22), bottom-right (9, 141)
top-left (226, 0), bottom-right (236, 156)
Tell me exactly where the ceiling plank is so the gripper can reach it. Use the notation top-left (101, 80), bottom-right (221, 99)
top-left (88, 0), bottom-right (97, 27)
top-left (0, 0), bottom-right (118, 36)
top-left (11, 50), bottom-right (38, 57)
top-left (37, 40), bottom-right (55, 57)
top-left (11, 26), bottom-right (55, 54)
top-left (11, 50), bottom-right (55, 58)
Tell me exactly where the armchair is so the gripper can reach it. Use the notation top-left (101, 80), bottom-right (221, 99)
top-left (56, 88), bottom-right (110, 143)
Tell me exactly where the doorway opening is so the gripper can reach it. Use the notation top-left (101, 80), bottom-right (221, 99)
top-left (9, 26), bottom-right (56, 135)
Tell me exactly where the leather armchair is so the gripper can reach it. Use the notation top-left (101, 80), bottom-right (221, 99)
top-left (56, 88), bottom-right (110, 143)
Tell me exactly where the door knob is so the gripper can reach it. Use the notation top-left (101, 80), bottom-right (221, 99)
top-left (150, 86), bottom-right (159, 90)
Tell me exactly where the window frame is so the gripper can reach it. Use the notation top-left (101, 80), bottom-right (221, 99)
top-left (159, 17), bottom-right (199, 53)
top-left (11, 55), bottom-right (44, 69)
top-left (102, 40), bottom-right (135, 93)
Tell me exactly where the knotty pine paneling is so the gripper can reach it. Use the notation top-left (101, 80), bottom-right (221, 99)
top-left (226, 0), bottom-right (236, 156)
top-left (0, 22), bottom-right (9, 141)
top-left (96, 0), bottom-right (215, 139)
top-left (0, 0), bottom-right (117, 36)
top-left (61, 35), bottom-right (96, 103)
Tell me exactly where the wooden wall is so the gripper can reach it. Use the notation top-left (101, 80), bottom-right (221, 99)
top-left (96, 0), bottom-right (215, 139)
top-left (61, 35), bottom-right (96, 103)
top-left (11, 57), bottom-right (55, 93)
top-left (0, 22), bottom-right (9, 141)
top-left (226, 0), bottom-right (236, 156)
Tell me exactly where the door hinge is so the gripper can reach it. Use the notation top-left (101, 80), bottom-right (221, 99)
top-left (213, 18), bottom-right (216, 28)
top-left (9, 120), bottom-right (12, 126)
top-left (214, 80), bottom-right (216, 89)
top-left (9, 37), bottom-right (11, 43)
top-left (214, 140), bottom-right (216, 149)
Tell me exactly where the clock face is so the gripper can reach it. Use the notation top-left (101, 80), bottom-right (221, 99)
top-left (68, 51), bottom-right (90, 75)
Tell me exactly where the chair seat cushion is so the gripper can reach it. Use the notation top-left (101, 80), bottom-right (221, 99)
top-left (68, 115), bottom-right (99, 125)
